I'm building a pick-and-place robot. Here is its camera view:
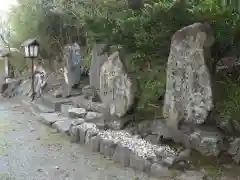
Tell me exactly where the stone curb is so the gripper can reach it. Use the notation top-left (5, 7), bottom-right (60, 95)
top-left (20, 97), bottom-right (207, 179)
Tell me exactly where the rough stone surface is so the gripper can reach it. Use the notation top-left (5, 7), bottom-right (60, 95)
top-left (85, 128), bottom-right (99, 145)
top-left (233, 149), bottom-right (240, 164)
top-left (86, 111), bottom-right (103, 121)
top-left (99, 51), bottom-right (137, 120)
top-left (2, 79), bottom-right (22, 98)
top-left (52, 120), bottom-right (72, 135)
top-left (187, 127), bottom-right (223, 156)
top-left (145, 134), bottom-right (159, 145)
top-left (228, 138), bottom-right (240, 156)
top-left (68, 107), bottom-right (87, 118)
top-left (176, 171), bottom-right (207, 180)
top-left (53, 88), bottom-right (62, 98)
top-left (39, 112), bottom-right (66, 126)
top-left (63, 43), bottom-right (82, 89)
top-left (163, 23), bottom-right (214, 129)
top-left (100, 138), bottom-right (117, 159)
top-left (89, 43), bottom-right (108, 90)
top-left (88, 135), bottom-right (101, 152)
top-left (78, 123), bottom-right (97, 144)
top-left (61, 104), bottom-right (73, 116)
top-left (70, 95), bottom-right (106, 113)
top-left (150, 163), bottom-right (174, 178)
top-left (112, 144), bottom-right (130, 167)
top-left (69, 125), bottom-right (80, 142)
top-left (69, 119), bottom-right (85, 142)
top-left (129, 152), bottom-right (152, 172)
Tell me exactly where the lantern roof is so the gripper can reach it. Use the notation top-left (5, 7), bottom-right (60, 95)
top-left (21, 38), bottom-right (40, 47)
top-left (0, 47), bottom-right (10, 57)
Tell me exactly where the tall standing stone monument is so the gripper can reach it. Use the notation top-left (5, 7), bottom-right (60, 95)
top-left (163, 23), bottom-right (214, 130)
top-left (99, 51), bottom-right (137, 129)
top-left (63, 42), bottom-right (82, 95)
top-left (89, 43), bottom-right (108, 90)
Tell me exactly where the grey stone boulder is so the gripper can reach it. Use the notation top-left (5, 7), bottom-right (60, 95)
top-left (52, 88), bottom-right (62, 98)
top-left (85, 111), bottom-right (103, 121)
top-left (70, 95), bottom-right (106, 113)
top-left (69, 119), bottom-right (85, 142)
top-left (228, 138), bottom-right (240, 164)
top-left (129, 152), bottom-right (152, 173)
top-left (150, 163), bottom-right (175, 178)
top-left (39, 113), bottom-right (66, 126)
top-left (78, 123), bottom-right (97, 144)
top-left (87, 135), bottom-right (101, 152)
top-left (68, 108), bottom-right (87, 118)
top-left (176, 171), bottom-right (208, 180)
top-left (228, 138), bottom-right (240, 156)
top-left (85, 128), bottom-right (99, 145)
top-left (99, 138), bottom-right (118, 159)
top-left (112, 144), bottom-right (131, 167)
top-left (52, 119), bottom-right (72, 135)
top-left (61, 104), bottom-right (74, 116)
top-left (188, 128), bottom-right (223, 157)
top-left (145, 134), bottom-right (160, 145)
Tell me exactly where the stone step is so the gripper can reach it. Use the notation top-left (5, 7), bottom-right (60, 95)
top-left (68, 107), bottom-right (87, 118)
top-left (61, 104), bottom-right (74, 117)
top-left (33, 98), bottom-right (54, 113)
top-left (41, 93), bottom-right (72, 112)
top-left (70, 95), bottom-right (106, 113)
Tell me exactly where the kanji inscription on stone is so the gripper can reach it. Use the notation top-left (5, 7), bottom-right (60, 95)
top-left (99, 51), bottom-right (136, 118)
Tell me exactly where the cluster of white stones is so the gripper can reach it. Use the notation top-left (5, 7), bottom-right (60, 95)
top-left (95, 128), bottom-right (176, 159)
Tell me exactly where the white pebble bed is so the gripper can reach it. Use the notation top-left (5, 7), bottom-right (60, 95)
top-left (82, 123), bottom-right (177, 159)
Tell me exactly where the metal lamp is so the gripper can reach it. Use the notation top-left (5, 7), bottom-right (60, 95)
top-left (21, 38), bottom-right (40, 101)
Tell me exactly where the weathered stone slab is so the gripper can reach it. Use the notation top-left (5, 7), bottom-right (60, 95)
top-left (228, 138), bottom-right (240, 156)
top-left (99, 51), bottom-right (137, 127)
top-left (69, 119), bottom-right (85, 142)
top-left (61, 104), bottom-right (74, 116)
top-left (99, 138), bottom-right (117, 159)
top-left (187, 127), bottom-right (223, 157)
top-left (150, 163), bottom-right (174, 178)
top-left (78, 123), bottom-right (97, 144)
top-left (88, 135), bottom-right (101, 152)
top-left (176, 171), bottom-right (207, 180)
top-left (85, 128), bottom-right (99, 145)
top-left (42, 94), bottom-right (71, 112)
top-left (68, 108), bottom-right (87, 118)
top-left (86, 112), bottom-right (103, 121)
top-left (70, 95), bottom-right (106, 113)
top-left (89, 43), bottom-right (108, 90)
top-left (39, 112), bottom-right (66, 126)
top-left (129, 152), bottom-right (152, 172)
top-left (112, 144), bottom-right (130, 167)
top-left (63, 43), bottom-right (82, 89)
top-left (163, 23), bottom-right (214, 129)
top-left (52, 120), bottom-right (72, 135)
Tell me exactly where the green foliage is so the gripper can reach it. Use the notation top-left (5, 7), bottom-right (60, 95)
top-left (5, 0), bottom-right (240, 119)
top-left (215, 80), bottom-right (240, 131)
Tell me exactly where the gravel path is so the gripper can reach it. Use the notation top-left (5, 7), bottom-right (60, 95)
top-left (0, 99), bottom-right (161, 180)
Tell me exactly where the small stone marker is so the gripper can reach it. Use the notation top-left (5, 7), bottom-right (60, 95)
top-left (99, 51), bottom-right (137, 118)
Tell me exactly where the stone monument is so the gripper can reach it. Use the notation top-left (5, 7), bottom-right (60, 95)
top-left (99, 51), bottom-right (137, 129)
top-left (62, 42), bottom-right (82, 96)
top-left (163, 23), bottom-right (214, 130)
top-left (89, 43), bottom-right (108, 90)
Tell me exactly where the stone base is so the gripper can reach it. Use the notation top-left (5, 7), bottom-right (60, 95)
top-left (41, 94), bottom-right (71, 111)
